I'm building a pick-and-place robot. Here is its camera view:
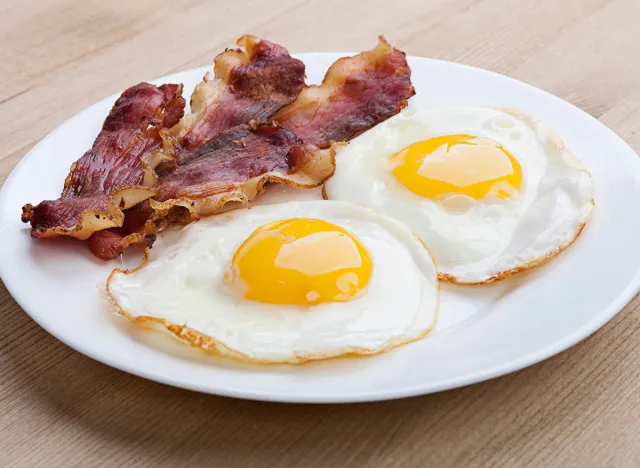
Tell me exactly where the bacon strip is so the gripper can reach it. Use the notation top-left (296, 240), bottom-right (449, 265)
top-left (274, 36), bottom-right (415, 147)
top-left (21, 83), bottom-right (186, 240)
top-left (152, 122), bottom-right (334, 219)
top-left (162, 35), bottom-right (305, 160)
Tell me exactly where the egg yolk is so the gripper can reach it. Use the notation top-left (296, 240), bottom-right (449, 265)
top-left (389, 134), bottom-right (522, 202)
top-left (225, 218), bottom-right (372, 306)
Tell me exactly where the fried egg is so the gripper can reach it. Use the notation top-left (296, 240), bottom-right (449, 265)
top-left (324, 107), bottom-right (594, 284)
top-left (106, 201), bottom-right (439, 364)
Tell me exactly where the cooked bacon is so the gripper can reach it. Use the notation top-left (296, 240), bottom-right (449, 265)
top-left (87, 123), bottom-right (335, 260)
top-left (21, 83), bottom-right (186, 240)
top-left (162, 35), bottom-right (305, 159)
top-left (87, 37), bottom-right (306, 260)
top-left (88, 200), bottom-right (169, 260)
top-left (87, 227), bottom-right (155, 261)
top-left (274, 36), bottom-right (415, 147)
top-left (152, 122), bottom-right (334, 219)
top-left (88, 37), bottom-right (414, 261)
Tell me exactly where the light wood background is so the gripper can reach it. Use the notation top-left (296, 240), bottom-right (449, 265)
top-left (2, 0), bottom-right (640, 466)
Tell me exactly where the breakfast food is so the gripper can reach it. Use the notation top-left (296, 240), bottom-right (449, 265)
top-left (17, 34), bottom-right (598, 365)
top-left (88, 123), bottom-right (335, 260)
top-left (88, 36), bottom-right (306, 259)
top-left (88, 36), bottom-right (414, 260)
top-left (21, 83), bottom-right (185, 240)
top-left (274, 36), bottom-right (415, 147)
top-left (106, 201), bottom-right (439, 364)
top-left (21, 36), bottom-right (306, 256)
top-left (150, 122), bottom-right (335, 221)
top-left (152, 35), bottom-right (413, 221)
top-left (324, 107), bottom-right (594, 284)
top-left (161, 35), bottom-right (306, 161)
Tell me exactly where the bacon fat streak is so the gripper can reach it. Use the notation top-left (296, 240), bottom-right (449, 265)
top-left (274, 36), bottom-right (415, 147)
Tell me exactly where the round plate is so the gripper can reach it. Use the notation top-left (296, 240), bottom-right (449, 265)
top-left (1, 53), bottom-right (640, 403)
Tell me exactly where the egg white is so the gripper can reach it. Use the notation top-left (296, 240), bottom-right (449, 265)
top-left (324, 106), bottom-right (594, 284)
top-left (106, 200), bottom-right (439, 364)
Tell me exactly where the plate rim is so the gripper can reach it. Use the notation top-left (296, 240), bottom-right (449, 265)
top-left (2, 53), bottom-right (640, 403)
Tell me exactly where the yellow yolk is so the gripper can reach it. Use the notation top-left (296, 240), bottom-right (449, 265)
top-left (226, 218), bottom-right (372, 306)
top-left (390, 134), bottom-right (522, 201)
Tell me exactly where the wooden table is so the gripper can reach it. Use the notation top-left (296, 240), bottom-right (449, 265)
top-left (2, 0), bottom-right (640, 466)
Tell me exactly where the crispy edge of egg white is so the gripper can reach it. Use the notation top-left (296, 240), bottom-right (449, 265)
top-left (323, 107), bottom-right (595, 286)
top-left (103, 216), bottom-right (440, 365)
top-left (439, 108), bottom-right (595, 285)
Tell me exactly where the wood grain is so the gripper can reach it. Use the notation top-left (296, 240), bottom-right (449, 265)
top-left (2, 0), bottom-right (640, 466)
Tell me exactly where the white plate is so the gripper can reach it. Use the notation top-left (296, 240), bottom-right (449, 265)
top-left (1, 53), bottom-right (640, 403)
